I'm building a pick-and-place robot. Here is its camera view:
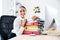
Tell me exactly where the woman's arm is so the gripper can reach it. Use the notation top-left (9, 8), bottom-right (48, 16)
top-left (12, 17), bottom-right (27, 36)
top-left (12, 17), bottom-right (23, 36)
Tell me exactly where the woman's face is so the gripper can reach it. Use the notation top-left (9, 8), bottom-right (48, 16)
top-left (20, 8), bottom-right (26, 18)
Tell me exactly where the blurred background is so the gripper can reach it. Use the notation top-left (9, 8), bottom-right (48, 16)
top-left (1, 0), bottom-right (60, 34)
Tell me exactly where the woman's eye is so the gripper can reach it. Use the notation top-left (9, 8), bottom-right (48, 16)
top-left (20, 10), bottom-right (25, 12)
top-left (23, 10), bottom-right (25, 12)
top-left (20, 11), bottom-right (22, 12)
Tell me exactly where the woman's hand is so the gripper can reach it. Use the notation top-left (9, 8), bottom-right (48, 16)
top-left (21, 19), bottom-right (27, 27)
top-left (32, 16), bottom-right (38, 21)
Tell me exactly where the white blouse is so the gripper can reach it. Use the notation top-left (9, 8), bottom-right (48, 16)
top-left (12, 16), bottom-right (25, 36)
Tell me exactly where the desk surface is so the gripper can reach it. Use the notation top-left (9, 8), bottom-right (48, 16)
top-left (9, 35), bottom-right (60, 40)
top-left (9, 29), bottom-right (60, 40)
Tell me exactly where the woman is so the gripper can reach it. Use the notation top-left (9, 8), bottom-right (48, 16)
top-left (12, 6), bottom-right (27, 36)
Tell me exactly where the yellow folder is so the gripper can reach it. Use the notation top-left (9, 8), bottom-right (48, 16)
top-left (24, 26), bottom-right (39, 30)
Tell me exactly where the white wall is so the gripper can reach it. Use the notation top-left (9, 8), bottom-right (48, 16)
top-left (2, 0), bottom-right (14, 15)
top-left (0, 0), bottom-right (2, 17)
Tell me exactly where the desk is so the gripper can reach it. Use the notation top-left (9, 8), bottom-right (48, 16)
top-left (9, 29), bottom-right (60, 40)
top-left (9, 35), bottom-right (60, 40)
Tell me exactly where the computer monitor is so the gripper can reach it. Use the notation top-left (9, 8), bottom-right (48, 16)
top-left (44, 5), bottom-right (57, 31)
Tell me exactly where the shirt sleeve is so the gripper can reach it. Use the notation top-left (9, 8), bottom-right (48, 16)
top-left (12, 17), bottom-right (24, 36)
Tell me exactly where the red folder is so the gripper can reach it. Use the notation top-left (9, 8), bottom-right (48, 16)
top-left (23, 31), bottom-right (32, 34)
top-left (33, 22), bottom-right (39, 26)
top-left (25, 22), bottom-right (33, 26)
top-left (23, 31), bottom-right (39, 35)
top-left (25, 22), bottom-right (39, 26)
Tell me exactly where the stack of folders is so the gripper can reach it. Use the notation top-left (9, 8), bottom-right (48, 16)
top-left (23, 22), bottom-right (41, 35)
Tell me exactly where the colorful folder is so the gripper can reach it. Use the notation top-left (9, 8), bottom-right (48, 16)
top-left (23, 22), bottom-right (40, 35)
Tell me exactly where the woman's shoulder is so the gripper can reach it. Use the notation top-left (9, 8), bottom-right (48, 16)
top-left (14, 16), bottom-right (21, 21)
